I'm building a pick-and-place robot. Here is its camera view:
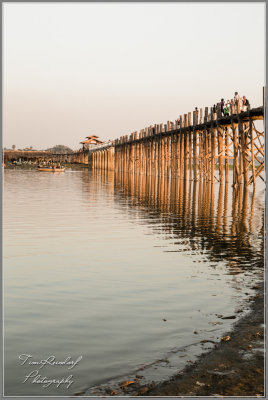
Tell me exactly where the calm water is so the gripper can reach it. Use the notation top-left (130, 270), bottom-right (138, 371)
top-left (4, 169), bottom-right (264, 396)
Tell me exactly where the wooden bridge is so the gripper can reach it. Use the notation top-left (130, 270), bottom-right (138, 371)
top-left (90, 105), bottom-right (264, 187)
top-left (3, 101), bottom-right (264, 188)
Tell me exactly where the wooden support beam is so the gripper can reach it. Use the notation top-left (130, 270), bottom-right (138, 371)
top-left (232, 121), bottom-right (239, 186)
top-left (180, 116), bottom-right (184, 179)
top-left (217, 126), bottom-right (224, 182)
top-left (184, 114), bottom-right (188, 180)
top-left (210, 109), bottom-right (216, 183)
top-left (225, 127), bottom-right (229, 182)
top-left (249, 117), bottom-right (256, 186)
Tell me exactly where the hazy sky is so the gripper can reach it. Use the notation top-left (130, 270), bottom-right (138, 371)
top-left (3, 2), bottom-right (265, 150)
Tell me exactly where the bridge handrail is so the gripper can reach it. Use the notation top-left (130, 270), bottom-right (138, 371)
top-left (87, 142), bottom-right (114, 153)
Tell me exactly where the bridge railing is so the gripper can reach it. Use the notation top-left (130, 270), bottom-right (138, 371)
top-left (87, 142), bottom-right (114, 153)
top-left (113, 102), bottom-right (257, 146)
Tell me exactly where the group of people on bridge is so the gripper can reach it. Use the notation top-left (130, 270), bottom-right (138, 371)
top-left (217, 92), bottom-right (250, 117)
top-left (176, 92), bottom-right (251, 128)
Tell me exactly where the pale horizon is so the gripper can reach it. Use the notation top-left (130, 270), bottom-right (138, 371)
top-left (3, 2), bottom-right (265, 150)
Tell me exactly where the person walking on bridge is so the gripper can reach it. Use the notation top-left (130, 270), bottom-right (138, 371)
top-left (224, 103), bottom-right (230, 116)
top-left (234, 91), bottom-right (242, 113)
top-left (195, 107), bottom-right (199, 124)
top-left (242, 96), bottom-right (250, 111)
top-left (221, 99), bottom-right (225, 116)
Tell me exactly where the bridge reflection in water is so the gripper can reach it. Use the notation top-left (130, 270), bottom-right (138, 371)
top-left (87, 169), bottom-right (264, 275)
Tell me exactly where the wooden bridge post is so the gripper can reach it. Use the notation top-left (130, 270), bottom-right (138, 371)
top-left (151, 136), bottom-right (156, 177)
top-left (123, 140), bottom-right (127, 172)
top-left (184, 114), bottom-right (188, 180)
top-left (115, 145), bottom-right (119, 172)
top-left (120, 141), bottom-right (123, 172)
top-left (198, 129), bottom-right (203, 181)
top-left (217, 125), bottom-right (224, 182)
top-left (134, 137), bottom-right (137, 174)
top-left (101, 150), bottom-right (104, 170)
top-left (105, 150), bottom-right (108, 170)
top-left (172, 132), bottom-right (177, 177)
top-left (205, 127), bottom-right (209, 181)
top-left (114, 145), bottom-right (117, 172)
top-left (146, 137), bottom-right (150, 176)
top-left (92, 152), bottom-right (95, 169)
top-left (124, 142), bottom-right (128, 172)
top-left (129, 142), bottom-right (133, 173)
top-left (241, 120), bottom-right (250, 187)
top-left (162, 134), bottom-right (166, 176)
top-left (179, 116), bottom-right (184, 179)
top-left (232, 120), bottom-right (239, 187)
top-left (107, 148), bottom-right (110, 171)
top-left (146, 128), bottom-right (150, 175)
top-left (142, 139), bottom-right (146, 175)
top-left (249, 117), bottom-right (255, 187)
top-left (200, 108), bottom-right (203, 124)
top-left (153, 134), bottom-right (157, 176)
top-left (149, 132), bottom-right (153, 176)
top-left (157, 130), bottom-right (161, 177)
top-left (124, 140), bottom-right (128, 172)
top-left (161, 130), bottom-right (165, 177)
top-left (129, 139), bottom-right (133, 173)
top-left (132, 139), bottom-right (136, 173)
top-left (154, 135), bottom-right (157, 176)
top-left (170, 133), bottom-right (174, 177)
top-left (238, 122), bottom-right (244, 184)
top-left (167, 135), bottom-right (171, 177)
top-left (116, 144), bottom-right (119, 172)
top-left (203, 107), bottom-right (208, 181)
top-left (193, 110), bottom-right (198, 181)
top-left (121, 141), bottom-right (124, 172)
top-left (128, 139), bottom-right (132, 173)
top-left (139, 137), bottom-right (143, 174)
top-left (135, 137), bottom-right (139, 173)
top-left (225, 127), bottom-right (230, 182)
top-left (147, 137), bottom-right (151, 176)
top-left (210, 107), bottom-right (216, 183)
top-left (188, 112), bottom-right (193, 180)
top-left (133, 140), bottom-right (136, 173)
top-left (138, 139), bottom-right (142, 174)
top-left (176, 119), bottom-right (181, 177)
top-left (107, 149), bottom-right (110, 170)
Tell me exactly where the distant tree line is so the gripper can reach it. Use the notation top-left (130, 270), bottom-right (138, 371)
top-left (4, 145), bottom-right (73, 153)
top-left (46, 145), bottom-right (73, 154)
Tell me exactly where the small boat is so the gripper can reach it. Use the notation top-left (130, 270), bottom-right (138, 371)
top-left (38, 166), bottom-right (65, 172)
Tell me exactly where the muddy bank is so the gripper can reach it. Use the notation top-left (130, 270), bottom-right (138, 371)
top-left (82, 283), bottom-right (264, 397)
top-left (132, 285), bottom-right (264, 397)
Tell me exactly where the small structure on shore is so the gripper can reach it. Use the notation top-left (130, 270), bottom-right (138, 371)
top-left (80, 135), bottom-right (104, 150)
